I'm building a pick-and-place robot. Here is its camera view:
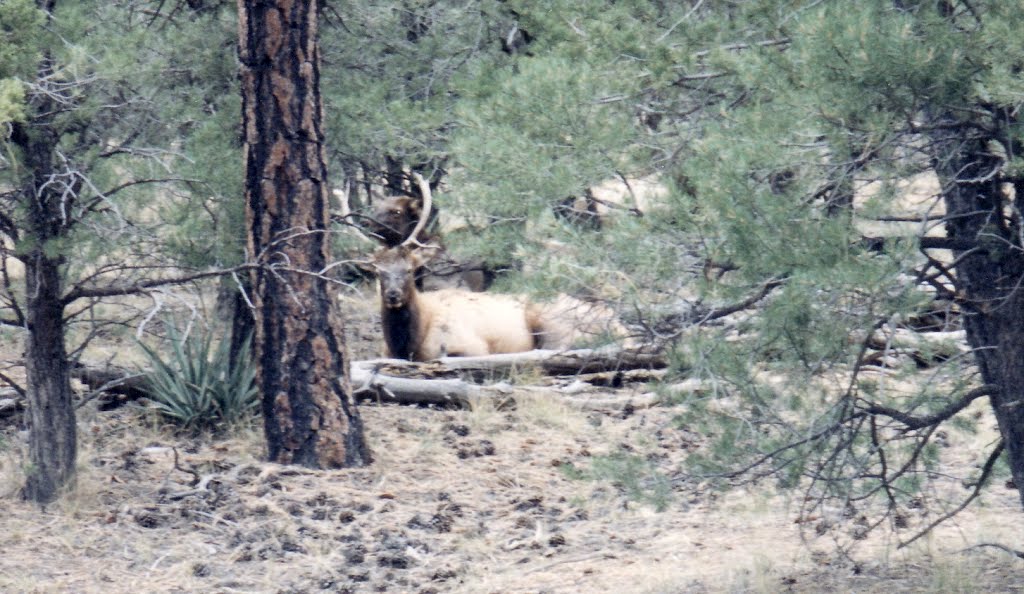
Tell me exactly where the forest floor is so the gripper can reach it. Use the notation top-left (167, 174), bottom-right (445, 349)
top-left (1, 288), bottom-right (1023, 593)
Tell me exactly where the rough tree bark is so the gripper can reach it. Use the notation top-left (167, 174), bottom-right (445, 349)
top-left (13, 132), bottom-right (77, 504)
top-left (928, 114), bottom-right (1024, 507)
top-left (238, 0), bottom-right (370, 467)
top-left (10, 42), bottom-right (77, 504)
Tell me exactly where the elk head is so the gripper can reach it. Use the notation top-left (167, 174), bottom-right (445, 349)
top-left (368, 195), bottom-right (420, 246)
top-left (366, 172), bottom-right (435, 247)
top-left (372, 246), bottom-right (432, 309)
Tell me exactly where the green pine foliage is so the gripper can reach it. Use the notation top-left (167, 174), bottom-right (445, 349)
top-left (652, 1), bottom-right (1023, 534)
top-left (0, 0), bottom-right (43, 124)
top-left (380, 0), bottom-right (1024, 536)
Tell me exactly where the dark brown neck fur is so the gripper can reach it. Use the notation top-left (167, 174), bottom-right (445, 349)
top-left (381, 298), bottom-right (422, 360)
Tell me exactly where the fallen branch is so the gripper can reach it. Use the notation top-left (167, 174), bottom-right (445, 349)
top-left (351, 365), bottom-right (506, 408)
top-left (960, 542), bottom-right (1024, 560)
top-left (0, 395), bottom-right (22, 419)
top-left (562, 392), bottom-right (662, 411)
top-left (355, 346), bottom-right (667, 380)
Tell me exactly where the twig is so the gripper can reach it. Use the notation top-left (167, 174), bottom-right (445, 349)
top-left (172, 447), bottom-right (201, 487)
top-left (62, 264), bottom-right (257, 303)
top-left (518, 552), bottom-right (618, 574)
top-left (898, 440), bottom-right (1005, 549)
top-left (960, 542), bottom-right (1024, 560)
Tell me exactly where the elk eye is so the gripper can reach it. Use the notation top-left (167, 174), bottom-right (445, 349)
top-left (391, 210), bottom-right (402, 216)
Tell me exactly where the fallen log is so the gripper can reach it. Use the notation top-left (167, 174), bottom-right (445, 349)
top-left (351, 365), bottom-right (500, 407)
top-left (71, 363), bottom-right (151, 410)
top-left (351, 365), bottom-right (671, 411)
top-left (862, 327), bottom-right (969, 368)
top-left (355, 346), bottom-right (667, 381)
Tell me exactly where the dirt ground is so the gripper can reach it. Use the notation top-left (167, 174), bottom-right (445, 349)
top-left (2, 289), bottom-right (1024, 593)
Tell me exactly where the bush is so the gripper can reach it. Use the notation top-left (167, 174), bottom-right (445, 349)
top-left (137, 325), bottom-right (258, 432)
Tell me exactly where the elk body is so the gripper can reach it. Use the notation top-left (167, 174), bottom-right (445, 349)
top-left (373, 247), bottom-right (630, 361)
top-left (374, 246), bottom-right (536, 360)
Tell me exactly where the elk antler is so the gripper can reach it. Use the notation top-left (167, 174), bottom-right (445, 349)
top-left (399, 172), bottom-right (433, 247)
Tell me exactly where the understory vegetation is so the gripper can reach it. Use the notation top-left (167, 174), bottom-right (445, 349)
top-left (136, 324), bottom-right (257, 432)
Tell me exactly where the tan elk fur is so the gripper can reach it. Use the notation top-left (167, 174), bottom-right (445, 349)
top-left (374, 246), bottom-right (535, 360)
top-left (528, 295), bottom-right (630, 350)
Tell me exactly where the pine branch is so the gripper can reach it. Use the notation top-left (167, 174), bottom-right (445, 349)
top-left (699, 277), bottom-right (786, 323)
top-left (862, 384), bottom-right (996, 430)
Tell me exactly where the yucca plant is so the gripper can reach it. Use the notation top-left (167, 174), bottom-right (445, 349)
top-left (137, 325), bottom-right (258, 432)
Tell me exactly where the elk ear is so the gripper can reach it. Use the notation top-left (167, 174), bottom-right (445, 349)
top-left (353, 256), bottom-right (377, 274)
top-left (407, 243), bottom-right (442, 269)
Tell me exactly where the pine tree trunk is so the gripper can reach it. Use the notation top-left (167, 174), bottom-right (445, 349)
top-left (238, 0), bottom-right (370, 467)
top-left (12, 93), bottom-right (76, 504)
top-left (23, 252), bottom-right (76, 503)
top-left (930, 123), bottom-right (1024, 507)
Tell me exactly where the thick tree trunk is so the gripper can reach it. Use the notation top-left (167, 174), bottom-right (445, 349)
top-left (238, 0), bottom-right (370, 467)
top-left (930, 124), bottom-right (1024, 507)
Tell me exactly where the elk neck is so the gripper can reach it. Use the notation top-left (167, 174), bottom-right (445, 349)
top-left (381, 295), bottom-right (422, 360)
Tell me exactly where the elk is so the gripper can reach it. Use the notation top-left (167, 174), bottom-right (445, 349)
top-left (371, 175), bottom-right (629, 361)
top-left (374, 245), bottom-right (537, 360)
top-left (366, 194), bottom-right (436, 248)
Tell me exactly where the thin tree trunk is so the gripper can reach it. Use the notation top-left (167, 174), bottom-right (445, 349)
top-left (11, 72), bottom-right (77, 503)
top-left (238, 0), bottom-right (370, 467)
top-left (23, 252), bottom-right (76, 503)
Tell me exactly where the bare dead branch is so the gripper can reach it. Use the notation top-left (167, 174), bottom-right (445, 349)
top-left (898, 439), bottom-right (1005, 549)
top-left (61, 264), bottom-right (256, 304)
top-left (960, 542), bottom-right (1024, 560)
top-left (172, 447), bottom-right (201, 487)
top-left (0, 370), bottom-right (26, 399)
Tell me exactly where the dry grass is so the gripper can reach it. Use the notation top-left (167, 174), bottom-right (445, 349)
top-left (3, 389), bottom-right (1023, 594)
